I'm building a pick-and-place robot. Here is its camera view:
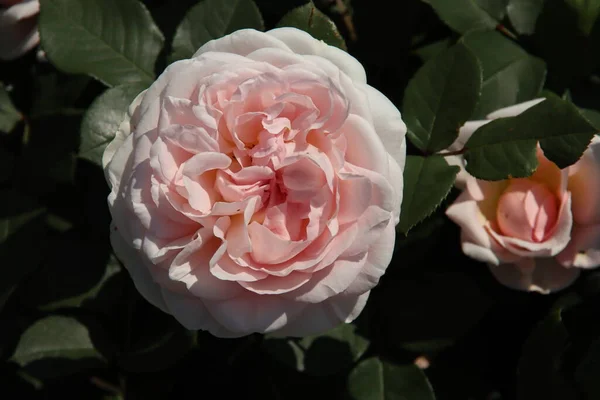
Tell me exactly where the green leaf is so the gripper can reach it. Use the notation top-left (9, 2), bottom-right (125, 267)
top-left (422, 0), bottom-right (508, 33)
top-left (170, 0), bottom-right (264, 63)
top-left (404, 44), bottom-right (482, 153)
top-left (18, 113), bottom-right (82, 188)
top-left (30, 70), bottom-right (91, 118)
top-left (566, 0), bottom-right (600, 34)
top-left (517, 294), bottom-right (581, 400)
top-left (263, 323), bottom-right (369, 376)
top-left (506, 0), bottom-right (546, 34)
top-left (461, 30), bottom-right (546, 118)
top-left (0, 190), bottom-right (48, 303)
top-left (39, 0), bottom-right (164, 87)
top-left (464, 95), bottom-right (598, 180)
top-left (277, 2), bottom-right (347, 50)
top-left (0, 83), bottom-right (21, 133)
top-left (118, 291), bottom-right (196, 373)
top-left (575, 336), bottom-right (600, 399)
top-left (532, 0), bottom-right (600, 89)
top-left (18, 239), bottom-right (125, 313)
top-left (413, 38), bottom-right (452, 62)
top-left (11, 315), bottom-right (109, 379)
top-left (580, 107), bottom-right (600, 130)
top-left (79, 82), bottom-right (147, 166)
top-left (398, 156), bottom-right (459, 234)
top-left (347, 357), bottom-right (436, 400)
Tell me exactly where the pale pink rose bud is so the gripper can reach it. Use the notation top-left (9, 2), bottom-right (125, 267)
top-left (103, 28), bottom-right (407, 337)
top-left (496, 179), bottom-right (558, 243)
top-left (446, 99), bottom-right (600, 294)
top-left (0, 0), bottom-right (39, 61)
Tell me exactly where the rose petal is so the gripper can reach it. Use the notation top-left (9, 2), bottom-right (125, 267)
top-left (486, 98), bottom-right (545, 119)
top-left (556, 223), bottom-right (600, 268)
top-left (204, 293), bottom-right (306, 334)
top-left (488, 257), bottom-right (580, 294)
top-left (267, 27), bottom-right (367, 83)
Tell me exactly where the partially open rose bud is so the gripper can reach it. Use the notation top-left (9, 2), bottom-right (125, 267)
top-left (446, 99), bottom-right (600, 293)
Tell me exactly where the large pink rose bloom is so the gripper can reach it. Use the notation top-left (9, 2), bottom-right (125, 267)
top-left (0, 0), bottom-right (39, 61)
top-left (103, 28), bottom-right (406, 337)
top-left (446, 99), bottom-right (600, 293)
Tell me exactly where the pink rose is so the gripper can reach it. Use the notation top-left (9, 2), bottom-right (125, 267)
top-left (446, 99), bottom-right (600, 293)
top-left (103, 28), bottom-right (406, 337)
top-left (0, 0), bottom-right (39, 61)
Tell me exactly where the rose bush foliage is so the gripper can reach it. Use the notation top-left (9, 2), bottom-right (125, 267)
top-left (3, 0), bottom-right (600, 398)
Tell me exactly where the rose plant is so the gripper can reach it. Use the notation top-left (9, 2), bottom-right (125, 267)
top-left (3, 0), bottom-right (600, 398)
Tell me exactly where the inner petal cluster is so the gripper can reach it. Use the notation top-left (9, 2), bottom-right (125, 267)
top-left (125, 57), bottom-right (394, 299)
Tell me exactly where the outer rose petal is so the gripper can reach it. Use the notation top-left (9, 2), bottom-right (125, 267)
top-left (267, 27), bottom-right (367, 84)
top-left (103, 89), bottom-right (146, 170)
top-left (160, 289), bottom-right (243, 338)
top-left (193, 29), bottom-right (291, 58)
top-left (446, 191), bottom-right (501, 265)
top-left (363, 84), bottom-right (407, 170)
top-left (204, 294), bottom-right (306, 334)
top-left (568, 136), bottom-right (600, 224)
top-left (110, 224), bottom-right (168, 313)
top-left (270, 292), bottom-right (370, 337)
top-left (488, 257), bottom-right (580, 294)
top-left (0, 0), bottom-right (39, 61)
top-left (486, 98), bottom-right (545, 119)
top-left (556, 223), bottom-right (600, 268)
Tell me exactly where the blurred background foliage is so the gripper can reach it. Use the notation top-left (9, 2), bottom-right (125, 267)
top-left (1, 0), bottom-right (600, 399)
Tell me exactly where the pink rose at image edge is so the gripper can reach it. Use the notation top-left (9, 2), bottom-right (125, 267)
top-left (0, 0), bottom-right (40, 61)
top-left (103, 28), bottom-right (407, 337)
top-left (446, 99), bottom-right (600, 294)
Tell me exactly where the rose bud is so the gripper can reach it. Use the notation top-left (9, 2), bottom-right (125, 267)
top-left (446, 99), bottom-right (600, 293)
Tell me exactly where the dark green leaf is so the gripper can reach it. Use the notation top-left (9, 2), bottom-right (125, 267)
top-left (580, 107), bottom-right (600, 130)
top-left (532, 0), bottom-right (600, 89)
top-left (0, 83), bottom-right (21, 133)
top-left (30, 71), bottom-right (91, 118)
top-left (575, 336), bottom-right (600, 399)
top-left (404, 44), bottom-right (482, 152)
top-left (398, 156), bottom-right (459, 234)
top-left (39, 0), bottom-right (164, 87)
top-left (461, 30), bottom-right (546, 118)
top-left (18, 113), bottom-right (82, 188)
top-left (277, 2), bottom-right (346, 50)
top-left (0, 190), bottom-right (48, 304)
top-left (263, 323), bottom-right (369, 376)
top-left (422, 0), bottom-right (507, 33)
top-left (517, 294), bottom-right (581, 400)
top-left (170, 0), bottom-right (264, 63)
top-left (347, 357), bottom-right (436, 400)
top-left (506, 0), bottom-right (545, 34)
top-left (118, 292), bottom-right (196, 373)
top-left (79, 82), bottom-right (147, 166)
top-left (11, 315), bottom-right (109, 379)
top-left (18, 240), bottom-right (124, 313)
top-left (464, 95), bottom-right (598, 180)
top-left (566, 0), bottom-right (600, 34)
top-left (413, 38), bottom-right (452, 62)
